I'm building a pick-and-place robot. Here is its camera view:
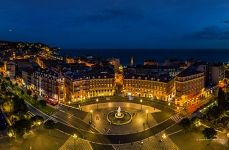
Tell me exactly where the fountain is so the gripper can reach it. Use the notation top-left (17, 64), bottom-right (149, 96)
top-left (107, 106), bottom-right (132, 125)
top-left (115, 106), bottom-right (124, 118)
top-left (117, 106), bottom-right (121, 116)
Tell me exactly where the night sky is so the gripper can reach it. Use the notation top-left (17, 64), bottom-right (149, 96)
top-left (0, 0), bottom-right (229, 49)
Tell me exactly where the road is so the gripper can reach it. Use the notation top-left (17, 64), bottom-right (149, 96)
top-left (55, 117), bottom-right (176, 144)
top-left (25, 99), bottom-right (180, 145)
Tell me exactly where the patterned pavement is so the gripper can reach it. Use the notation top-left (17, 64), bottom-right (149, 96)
top-left (58, 136), bottom-right (92, 150)
top-left (113, 132), bottom-right (179, 150)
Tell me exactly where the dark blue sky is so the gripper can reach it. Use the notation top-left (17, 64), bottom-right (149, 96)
top-left (0, 0), bottom-right (229, 49)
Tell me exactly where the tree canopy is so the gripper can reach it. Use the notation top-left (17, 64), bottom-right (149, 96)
top-left (179, 118), bottom-right (191, 130)
top-left (202, 127), bottom-right (217, 140)
top-left (218, 87), bottom-right (226, 109)
top-left (44, 120), bottom-right (56, 130)
top-left (13, 119), bottom-right (32, 137)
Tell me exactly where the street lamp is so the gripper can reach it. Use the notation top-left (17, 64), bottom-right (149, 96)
top-left (90, 110), bottom-right (93, 123)
top-left (140, 99), bottom-right (143, 110)
top-left (162, 133), bottom-right (167, 139)
top-left (145, 109), bottom-right (149, 125)
top-left (96, 98), bottom-right (99, 110)
top-left (73, 134), bottom-right (77, 150)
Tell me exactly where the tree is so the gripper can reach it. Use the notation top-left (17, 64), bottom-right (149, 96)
top-left (7, 126), bottom-right (15, 138)
top-left (5, 77), bottom-right (10, 81)
top-left (33, 94), bottom-right (38, 104)
top-left (218, 87), bottom-right (226, 109)
top-left (13, 98), bottom-right (27, 115)
top-left (1, 83), bottom-right (6, 91)
top-left (2, 100), bottom-right (14, 113)
top-left (179, 118), bottom-right (191, 131)
top-left (205, 106), bottom-right (222, 120)
top-left (21, 90), bottom-right (24, 95)
top-left (44, 120), bottom-right (56, 129)
top-left (44, 120), bottom-right (56, 134)
top-left (13, 119), bottom-right (32, 138)
top-left (31, 115), bottom-right (44, 126)
top-left (27, 90), bottom-right (32, 96)
top-left (202, 128), bottom-right (217, 145)
top-left (39, 100), bottom-right (47, 108)
top-left (191, 117), bottom-right (201, 128)
top-left (33, 94), bottom-right (38, 100)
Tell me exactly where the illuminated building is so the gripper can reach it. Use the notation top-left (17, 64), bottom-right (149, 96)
top-left (65, 71), bottom-right (115, 101)
top-left (6, 61), bottom-right (15, 79)
top-left (122, 65), bottom-right (180, 101)
top-left (143, 60), bottom-right (158, 66)
top-left (22, 68), bottom-right (65, 102)
top-left (210, 63), bottom-right (225, 85)
top-left (130, 56), bottom-right (134, 66)
top-left (65, 57), bottom-right (76, 64)
top-left (0, 62), bottom-right (6, 76)
top-left (175, 69), bottom-right (205, 106)
top-left (196, 62), bottom-right (225, 86)
top-left (35, 57), bottom-right (46, 69)
top-left (123, 74), bottom-right (175, 101)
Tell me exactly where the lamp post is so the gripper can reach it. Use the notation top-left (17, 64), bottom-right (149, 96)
top-left (146, 109), bottom-right (149, 125)
top-left (8, 132), bottom-right (13, 150)
top-left (162, 133), bottom-right (167, 139)
top-left (140, 99), bottom-right (143, 110)
top-left (73, 134), bottom-right (77, 150)
top-left (90, 110), bottom-right (93, 123)
top-left (96, 98), bottom-right (99, 110)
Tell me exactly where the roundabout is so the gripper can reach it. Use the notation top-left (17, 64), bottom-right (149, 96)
top-left (50, 96), bottom-right (179, 144)
top-left (76, 100), bottom-right (173, 135)
top-left (107, 107), bottom-right (132, 125)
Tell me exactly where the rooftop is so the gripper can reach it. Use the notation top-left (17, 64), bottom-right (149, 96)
top-left (124, 72), bottom-right (174, 83)
top-left (177, 68), bottom-right (203, 77)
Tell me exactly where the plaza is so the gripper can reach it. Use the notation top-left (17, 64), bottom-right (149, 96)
top-left (80, 102), bottom-right (162, 134)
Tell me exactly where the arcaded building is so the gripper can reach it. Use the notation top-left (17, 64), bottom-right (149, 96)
top-left (123, 73), bottom-right (176, 101)
top-left (64, 67), bottom-right (115, 101)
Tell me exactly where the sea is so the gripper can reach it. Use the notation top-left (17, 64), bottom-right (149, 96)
top-left (60, 49), bottom-right (229, 65)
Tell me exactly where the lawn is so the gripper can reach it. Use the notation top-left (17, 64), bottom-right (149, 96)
top-left (0, 129), bottom-right (69, 150)
top-left (151, 111), bottom-right (172, 123)
top-left (23, 94), bottom-right (56, 116)
top-left (13, 86), bottom-right (56, 116)
top-left (166, 124), bottom-right (227, 150)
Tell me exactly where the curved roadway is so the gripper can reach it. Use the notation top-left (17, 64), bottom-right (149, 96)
top-left (26, 99), bottom-right (179, 145)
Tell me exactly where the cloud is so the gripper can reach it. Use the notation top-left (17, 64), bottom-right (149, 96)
top-left (185, 26), bottom-right (229, 40)
top-left (75, 8), bottom-right (144, 25)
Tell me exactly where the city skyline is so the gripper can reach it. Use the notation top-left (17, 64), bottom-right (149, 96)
top-left (1, 1), bottom-right (229, 150)
top-left (0, 0), bottom-right (229, 49)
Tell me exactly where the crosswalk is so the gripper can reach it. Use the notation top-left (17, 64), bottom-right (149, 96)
top-left (170, 114), bottom-right (183, 123)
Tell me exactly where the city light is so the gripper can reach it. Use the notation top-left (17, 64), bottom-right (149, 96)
top-left (0, 10), bottom-right (226, 149)
top-left (73, 134), bottom-right (77, 139)
top-left (162, 133), bottom-right (167, 139)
